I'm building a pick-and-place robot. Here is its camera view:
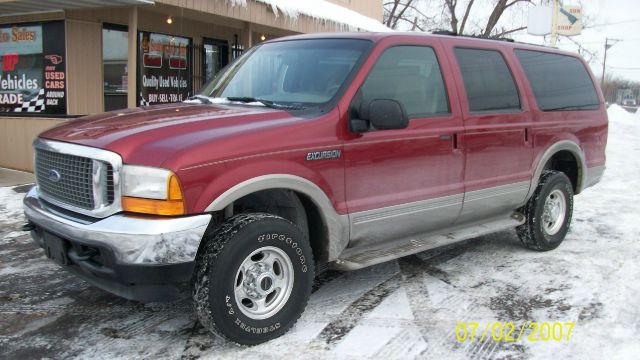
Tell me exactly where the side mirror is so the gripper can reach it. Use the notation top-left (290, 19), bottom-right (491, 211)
top-left (350, 99), bottom-right (409, 133)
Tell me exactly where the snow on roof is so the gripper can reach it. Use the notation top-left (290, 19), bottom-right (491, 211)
top-left (228, 0), bottom-right (392, 33)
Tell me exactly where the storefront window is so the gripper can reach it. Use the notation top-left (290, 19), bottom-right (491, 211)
top-left (138, 31), bottom-right (191, 106)
top-left (0, 21), bottom-right (66, 115)
top-left (103, 26), bottom-right (128, 112)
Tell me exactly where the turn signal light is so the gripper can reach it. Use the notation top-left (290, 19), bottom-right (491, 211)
top-left (122, 174), bottom-right (185, 216)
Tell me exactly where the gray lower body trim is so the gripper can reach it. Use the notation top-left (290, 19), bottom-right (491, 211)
top-left (203, 174), bottom-right (350, 262)
top-left (334, 213), bottom-right (524, 271)
top-left (457, 181), bottom-right (530, 223)
top-left (526, 140), bottom-right (587, 199)
top-left (584, 165), bottom-right (605, 189)
top-left (346, 181), bottom-right (530, 251)
top-left (348, 193), bottom-right (463, 249)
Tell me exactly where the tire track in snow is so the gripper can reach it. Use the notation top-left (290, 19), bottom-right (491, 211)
top-left (398, 254), bottom-right (454, 357)
top-left (399, 250), bottom-right (483, 359)
top-left (306, 273), bottom-right (401, 351)
top-left (373, 328), bottom-right (426, 358)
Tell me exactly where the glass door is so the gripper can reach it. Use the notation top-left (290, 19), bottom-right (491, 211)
top-left (102, 25), bottom-right (128, 111)
top-left (203, 38), bottom-right (228, 84)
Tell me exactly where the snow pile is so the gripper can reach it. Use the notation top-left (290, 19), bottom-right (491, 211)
top-left (228, 0), bottom-right (392, 32)
top-left (0, 187), bottom-right (28, 246)
top-left (0, 187), bottom-right (25, 224)
top-left (607, 104), bottom-right (637, 125)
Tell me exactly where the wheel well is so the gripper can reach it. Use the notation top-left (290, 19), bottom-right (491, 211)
top-left (544, 150), bottom-right (580, 193)
top-left (203, 189), bottom-right (329, 264)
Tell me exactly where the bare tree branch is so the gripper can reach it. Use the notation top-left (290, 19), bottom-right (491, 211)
top-left (384, 0), bottom-right (537, 37)
top-left (385, 0), bottom-right (401, 27)
top-left (483, 0), bottom-right (508, 36)
top-left (505, 0), bottom-right (533, 10)
top-left (391, 0), bottom-right (416, 29)
top-left (458, 0), bottom-right (475, 34)
top-left (444, 0), bottom-right (459, 33)
top-left (492, 25), bottom-right (527, 38)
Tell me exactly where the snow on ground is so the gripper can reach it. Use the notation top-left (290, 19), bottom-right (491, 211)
top-left (1, 107), bottom-right (639, 359)
top-left (228, 0), bottom-right (392, 32)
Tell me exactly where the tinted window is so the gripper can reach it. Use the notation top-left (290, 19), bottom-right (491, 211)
top-left (359, 46), bottom-right (449, 118)
top-left (515, 50), bottom-right (599, 111)
top-left (454, 48), bottom-right (521, 112)
top-left (201, 39), bottom-right (371, 106)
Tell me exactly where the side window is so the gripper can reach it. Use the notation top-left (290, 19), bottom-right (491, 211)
top-left (515, 50), bottom-right (599, 111)
top-left (359, 46), bottom-right (450, 118)
top-left (454, 48), bottom-right (521, 112)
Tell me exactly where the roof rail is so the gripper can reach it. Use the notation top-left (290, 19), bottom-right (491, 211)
top-left (432, 30), bottom-right (457, 36)
top-left (431, 30), bottom-right (515, 43)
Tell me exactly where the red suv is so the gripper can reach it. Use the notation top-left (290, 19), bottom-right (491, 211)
top-left (24, 32), bottom-right (607, 344)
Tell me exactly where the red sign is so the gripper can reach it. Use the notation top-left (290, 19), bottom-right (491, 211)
top-left (2, 53), bottom-right (18, 71)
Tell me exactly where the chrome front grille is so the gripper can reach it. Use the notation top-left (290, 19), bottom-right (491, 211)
top-left (35, 148), bottom-right (114, 211)
top-left (33, 139), bottom-right (123, 218)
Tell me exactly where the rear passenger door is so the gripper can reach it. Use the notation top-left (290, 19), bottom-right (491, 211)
top-left (445, 43), bottom-right (534, 223)
top-left (344, 41), bottom-right (464, 247)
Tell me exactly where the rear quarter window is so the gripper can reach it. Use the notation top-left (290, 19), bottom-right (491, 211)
top-left (515, 50), bottom-right (599, 111)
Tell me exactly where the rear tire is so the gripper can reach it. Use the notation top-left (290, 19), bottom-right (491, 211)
top-left (517, 171), bottom-right (574, 251)
top-left (192, 213), bottom-right (315, 345)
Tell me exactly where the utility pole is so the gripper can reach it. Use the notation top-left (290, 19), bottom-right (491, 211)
top-left (551, 0), bottom-right (559, 47)
top-left (601, 38), bottom-right (621, 88)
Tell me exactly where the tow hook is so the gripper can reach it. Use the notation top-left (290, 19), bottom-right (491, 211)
top-left (20, 223), bottom-right (35, 232)
top-left (511, 212), bottom-right (525, 222)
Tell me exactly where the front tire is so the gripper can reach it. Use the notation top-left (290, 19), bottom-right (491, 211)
top-left (517, 171), bottom-right (574, 251)
top-left (192, 213), bottom-right (314, 345)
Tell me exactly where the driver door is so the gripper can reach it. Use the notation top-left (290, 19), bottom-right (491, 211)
top-left (343, 42), bottom-right (465, 248)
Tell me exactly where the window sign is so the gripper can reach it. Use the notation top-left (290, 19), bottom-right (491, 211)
top-left (0, 21), bottom-right (66, 115)
top-left (138, 31), bottom-right (191, 106)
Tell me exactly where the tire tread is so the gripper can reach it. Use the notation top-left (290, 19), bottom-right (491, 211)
top-left (517, 170), bottom-right (574, 251)
top-left (192, 213), bottom-right (312, 345)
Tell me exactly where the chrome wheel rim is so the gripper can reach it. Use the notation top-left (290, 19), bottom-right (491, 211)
top-left (234, 246), bottom-right (294, 320)
top-left (542, 189), bottom-right (566, 236)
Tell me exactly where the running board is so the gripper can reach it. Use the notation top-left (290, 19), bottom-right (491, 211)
top-left (331, 213), bottom-right (524, 271)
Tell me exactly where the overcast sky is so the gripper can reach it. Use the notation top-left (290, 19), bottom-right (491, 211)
top-left (512, 0), bottom-right (640, 82)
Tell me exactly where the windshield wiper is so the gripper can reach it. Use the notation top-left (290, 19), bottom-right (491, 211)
top-left (187, 95), bottom-right (214, 104)
top-left (226, 97), bottom-right (307, 110)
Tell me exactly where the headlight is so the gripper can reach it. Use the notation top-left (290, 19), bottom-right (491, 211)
top-left (121, 165), bottom-right (185, 216)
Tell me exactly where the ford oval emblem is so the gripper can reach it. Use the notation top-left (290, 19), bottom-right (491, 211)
top-left (48, 169), bottom-right (61, 183)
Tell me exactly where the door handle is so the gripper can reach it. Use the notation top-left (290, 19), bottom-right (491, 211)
top-left (440, 134), bottom-right (459, 150)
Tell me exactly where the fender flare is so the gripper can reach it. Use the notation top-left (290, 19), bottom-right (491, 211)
top-left (204, 174), bottom-right (350, 261)
top-left (526, 140), bottom-right (587, 200)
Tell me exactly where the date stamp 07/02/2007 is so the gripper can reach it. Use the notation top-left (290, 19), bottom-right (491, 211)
top-left (455, 322), bottom-right (575, 343)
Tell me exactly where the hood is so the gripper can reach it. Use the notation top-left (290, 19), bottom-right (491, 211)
top-left (40, 102), bottom-right (303, 167)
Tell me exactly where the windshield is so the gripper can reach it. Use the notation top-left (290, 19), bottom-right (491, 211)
top-left (198, 39), bottom-right (372, 107)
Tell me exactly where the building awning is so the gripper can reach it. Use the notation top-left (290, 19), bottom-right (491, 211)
top-left (0, 0), bottom-right (154, 17)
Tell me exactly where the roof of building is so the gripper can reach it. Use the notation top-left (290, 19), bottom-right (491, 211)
top-left (229, 0), bottom-right (392, 33)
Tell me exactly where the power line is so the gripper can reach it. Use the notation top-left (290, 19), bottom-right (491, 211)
top-left (586, 19), bottom-right (640, 28)
top-left (574, 39), bottom-right (640, 44)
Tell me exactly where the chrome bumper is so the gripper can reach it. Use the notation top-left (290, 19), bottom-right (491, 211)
top-left (23, 187), bottom-right (211, 265)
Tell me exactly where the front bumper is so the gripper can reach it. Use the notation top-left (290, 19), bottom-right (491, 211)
top-left (23, 187), bottom-right (212, 302)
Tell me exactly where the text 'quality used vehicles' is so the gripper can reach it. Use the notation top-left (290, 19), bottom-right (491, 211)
top-left (24, 32), bottom-right (607, 344)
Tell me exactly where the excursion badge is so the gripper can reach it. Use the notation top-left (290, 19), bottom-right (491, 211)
top-left (306, 149), bottom-right (342, 161)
